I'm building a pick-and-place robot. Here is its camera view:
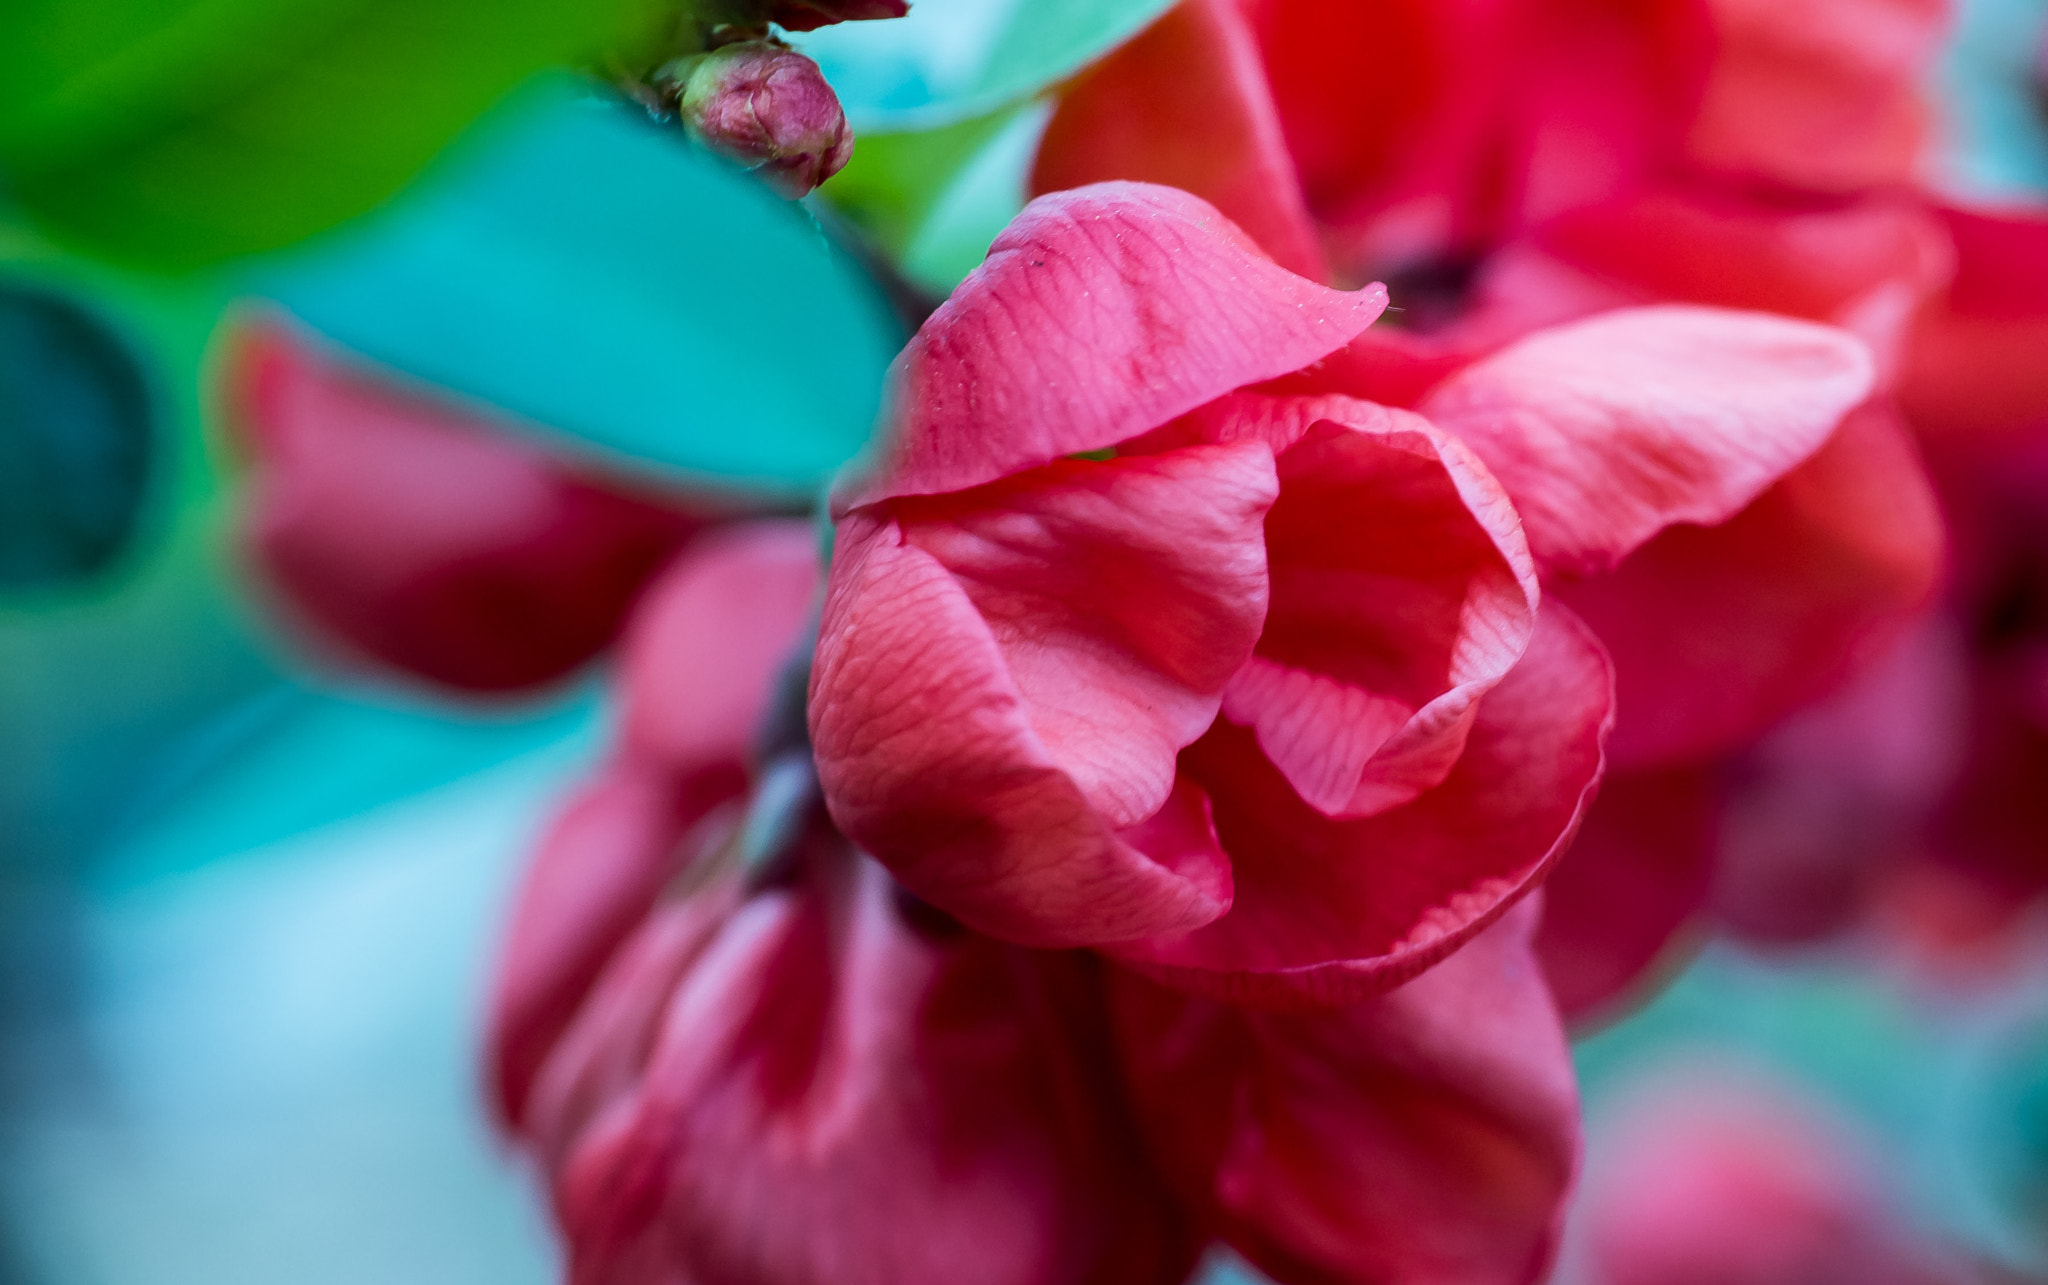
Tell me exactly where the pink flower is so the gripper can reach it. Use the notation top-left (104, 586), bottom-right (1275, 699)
top-left (1022, 2), bottom-right (1953, 1020)
top-left (489, 525), bottom-right (1583, 1285)
top-left (227, 321), bottom-right (710, 695)
top-left (533, 853), bottom-right (1196, 1285)
top-left (1111, 900), bottom-right (1579, 1285)
top-left (807, 181), bottom-right (1882, 1008)
top-left (1033, 0), bottom-right (1950, 281)
top-left (487, 520), bottom-right (820, 1129)
top-left (1686, 206), bottom-right (2048, 951)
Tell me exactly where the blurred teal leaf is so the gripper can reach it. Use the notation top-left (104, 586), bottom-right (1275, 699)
top-left (0, 232), bottom-right (280, 879)
top-left (1575, 944), bottom-right (2048, 1276)
top-left (1935, 0), bottom-right (2048, 198)
top-left (966, 0), bottom-right (1176, 110)
top-left (1974, 1011), bottom-right (2048, 1258)
top-left (0, 0), bottom-right (662, 267)
top-left (0, 706), bottom-right (592, 1285)
top-left (802, 0), bottom-right (1174, 127)
top-left (0, 282), bottom-right (155, 589)
top-left (255, 80), bottom-right (905, 496)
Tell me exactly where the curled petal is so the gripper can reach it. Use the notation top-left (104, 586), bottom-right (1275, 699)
top-left (1164, 391), bottom-right (1538, 815)
top-left (889, 445), bottom-right (1277, 825)
top-left (485, 761), bottom-right (746, 1132)
top-left (620, 520), bottom-right (821, 773)
top-left (1561, 400), bottom-right (1943, 767)
top-left (1031, 0), bottom-right (1326, 279)
top-left (1258, 323), bottom-right (1494, 410)
top-left (551, 857), bottom-right (1193, 1285)
top-left (810, 490), bottom-right (1265, 945)
top-left (1421, 305), bottom-right (1874, 578)
top-left (1109, 900), bottom-right (1580, 1285)
top-left (1112, 603), bottom-right (1614, 1009)
top-left (835, 182), bottom-right (1386, 511)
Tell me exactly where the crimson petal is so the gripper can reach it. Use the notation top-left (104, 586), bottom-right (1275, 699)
top-left (551, 857), bottom-right (1193, 1285)
top-left (810, 462), bottom-right (1272, 945)
top-left (835, 182), bottom-right (1384, 512)
top-left (1421, 305), bottom-right (1874, 578)
top-left (1109, 901), bottom-right (1579, 1285)
top-left (1112, 603), bottom-right (1613, 1009)
top-left (1030, 0), bottom-right (1326, 279)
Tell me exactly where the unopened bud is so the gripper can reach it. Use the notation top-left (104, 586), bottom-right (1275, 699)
top-left (674, 42), bottom-right (853, 199)
top-left (767, 0), bottom-right (909, 33)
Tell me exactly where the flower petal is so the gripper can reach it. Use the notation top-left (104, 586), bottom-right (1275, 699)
top-left (1169, 393), bottom-right (1537, 815)
top-left (620, 519), bottom-right (821, 773)
top-left (889, 444), bottom-right (1277, 826)
top-left (487, 521), bottom-right (820, 1130)
top-left (1559, 400), bottom-right (1943, 767)
top-left (1109, 900), bottom-right (1580, 1285)
top-left (1420, 305), bottom-right (1875, 578)
top-left (1248, 0), bottom-right (1518, 267)
top-left (834, 182), bottom-right (1385, 512)
top-left (1520, 191), bottom-right (1953, 342)
top-left (1030, 0), bottom-right (1326, 279)
top-left (1532, 766), bottom-right (1718, 1027)
top-left (810, 495), bottom-right (1257, 946)
top-left (1684, 0), bottom-right (1948, 194)
top-left (1900, 203), bottom-right (2048, 444)
top-left (552, 856), bottom-right (1194, 1285)
top-left (522, 866), bottom-right (743, 1165)
top-left (1111, 603), bottom-right (1614, 1009)
top-left (229, 320), bottom-right (706, 693)
top-left (484, 761), bottom-right (746, 1133)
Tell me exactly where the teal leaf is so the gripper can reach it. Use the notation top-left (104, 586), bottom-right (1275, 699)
top-left (0, 0), bottom-right (662, 267)
top-left (252, 80), bottom-right (905, 497)
top-left (824, 101), bottom-right (1045, 295)
top-left (1934, 0), bottom-right (2048, 198)
top-left (0, 281), bottom-right (156, 590)
top-left (800, 0), bottom-right (1175, 128)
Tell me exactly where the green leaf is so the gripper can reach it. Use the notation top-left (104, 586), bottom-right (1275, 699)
top-left (0, 0), bottom-right (663, 267)
top-left (800, 0), bottom-right (1174, 128)
top-left (825, 108), bottom-right (1023, 257)
top-left (253, 79), bottom-right (906, 496)
top-left (0, 280), bottom-right (156, 589)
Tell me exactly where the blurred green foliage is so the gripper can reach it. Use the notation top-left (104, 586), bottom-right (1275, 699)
top-left (0, 0), bottom-right (666, 267)
top-left (825, 101), bottom-right (1046, 295)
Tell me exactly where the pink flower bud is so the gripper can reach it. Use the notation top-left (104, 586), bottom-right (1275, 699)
top-left (675, 41), bottom-right (853, 199)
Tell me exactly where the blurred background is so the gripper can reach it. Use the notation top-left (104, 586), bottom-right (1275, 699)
top-left (3, 0), bottom-right (2048, 1281)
